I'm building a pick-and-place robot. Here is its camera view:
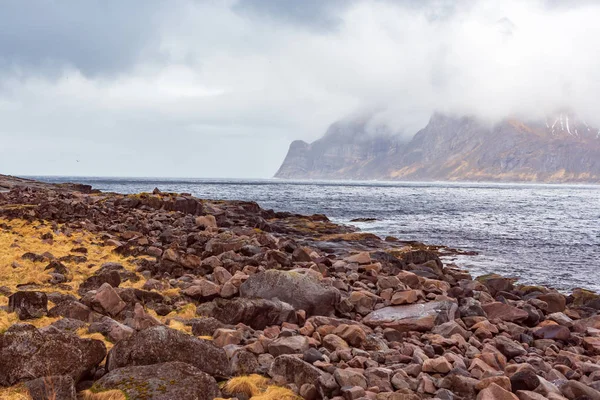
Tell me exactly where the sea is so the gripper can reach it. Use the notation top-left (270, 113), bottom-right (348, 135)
top-left (35, 177), bottom-right (600, 293)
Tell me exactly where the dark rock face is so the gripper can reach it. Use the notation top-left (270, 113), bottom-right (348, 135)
top-left (25, 375), bottom-right (76, 400)
top-left (8, 291), bottom-right (48, 320)
top-left (0, 324), bottom-right (106, 386)
top-left (240, 269), bottom-right (340, 316)
top-left (275, 112), bottom-right (600, 183)
top-left (106, 326), bottom-right (231, 379)
top-left (196, 297), bottom-right (297, 330)
top-left (93, 362), bottom-right (220, 400)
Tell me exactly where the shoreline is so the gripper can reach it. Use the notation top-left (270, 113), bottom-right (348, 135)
top-left (1, 176), bottom-right (600, 399)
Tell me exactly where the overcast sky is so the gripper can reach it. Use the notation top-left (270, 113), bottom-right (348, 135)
top-left (1, 0), bottom-right (599, 178)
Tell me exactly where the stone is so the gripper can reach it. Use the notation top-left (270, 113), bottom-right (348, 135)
top-left (182, 280), bottom-right (220, 301)
top-left (363, 301), bottom-right (458, 332)
top-left (345, 252), bottom-right (371, 264)
top-left (495, 335), bottom-right (527, 359)
top-left (510, 369), bottom-right (540, 392)
top-left (25, 375), bottom-right (76, 400)
top-left (537, 293), bottom-right (566, 313)
top-left (432, 320), bottom-right (470, 339)
top-left (240, 269), bottom-right (340, 316)
top-left (391, 290), bottom-right (420, 305)
top-left (532, 325), bottom-right (570, 341)
top-left (231, 350), bottom-right (259, 375)
top-left (128, 302), bottom-right (162, 330)
top-left (365, 367), bottom-right (393, 392)
top-left (78, 270), bottom-right (121, 295)
top-left (195, 215), bottom-right (217, 229)
top-left (349, 291), bottom-right (379, 315)
top-left (334, 368), bottom-right (368, 389)
top-left (476, 274), bottom-right (515, 296)
top-left (191, 317), bottom-right (226, 336)
top-left (482, 302), bottom-right (528, 323)
top-left (196, 297), bottom-right (297, 330)
top-left (8, 291), bottom-right (48, 320)
top-left (322, 334), bottom-right (350, 351)
top-left (89, 316), bottom-right (134, 342)
top-left (342, 386), bottom-right (367, 400)
top-left (334, 324), bottom-right (367, 347)
top-left (584, 336), bottom-right (600, 354)
top-left (85, 283), bottom-right (126, 317)
top-left (106, 326), bottom-right (230, 378)
top-left (213, 328), bottom-right (243, 347)
top-left (0, 324), bottom-right (106, 386)
top-left (477, 383), bottom-right (519, 400)
top-left (93, 361), bottom-right (220, 400)
top-left (47, 300), bottom-right (93, 322)
top-left (268, 335), bottom-right (310, 356)
top-left (515, 391), bottom-right (547, 400)
top-left (559, 380), bottom-right (600, 400)
top-left (422, 357), bottom-right (452, 374)
top-left (269, 355), bottom-right (325, 395)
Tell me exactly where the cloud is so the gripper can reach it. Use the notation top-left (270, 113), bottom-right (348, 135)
top-left (0, 0), bottom-right (599, 177)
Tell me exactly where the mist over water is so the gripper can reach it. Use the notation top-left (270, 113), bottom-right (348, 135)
top-left (37, 177), bottom-right (600, 293)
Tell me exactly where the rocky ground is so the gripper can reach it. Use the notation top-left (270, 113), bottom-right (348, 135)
top-left (0, 177), bottom-right (600, 400)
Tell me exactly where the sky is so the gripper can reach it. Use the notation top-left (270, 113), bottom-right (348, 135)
top-left (1, 0), bottom-right (600, 178)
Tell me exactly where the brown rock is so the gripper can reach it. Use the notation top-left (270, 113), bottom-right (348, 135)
top-left (334, 368), bottom-right (368, 389)
top-left (477, 383), bottom-right (519, 400)
top-left (322, 334), bottom-right (350, 352)
top-left (363, 301), bottom-right (458, 332)
top-left (268, 335), bottom-right (310, 356)
top-left (482, 302), bottom-right (528, 323)
top-left (391, 290), bottom-right (420, 305)
top-left (333, 324), bottom-right (367, 347)
top-left (537, 293), bottom-right (566, 313)
top-left (86, 283), bottom-right (126, 317)
top-left (422, 357), bottom-right (452, 374)
top-left (25, 375), bottom-right (76, 400)
top-left (213, 328), bottom-right (243, 347)
top-left (8, 291), bottom-right (48, 320)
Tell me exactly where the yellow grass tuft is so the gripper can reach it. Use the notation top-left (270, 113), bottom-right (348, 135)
top-left (251, 386), bottom-right (301, 400)
top-left (80, 389), bottom-right (127, 400)
top-left (0, 385), bottom-right (32, 400)
top-left (0, 311), bottom-right (59, 334)
top-left (75, 327), bottom-right (114, 351)
top-left (166, 319), bottom-right (192, 335)
top-left (223, 375), bottom-right (270, 397)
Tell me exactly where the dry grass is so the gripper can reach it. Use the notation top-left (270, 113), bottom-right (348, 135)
top-left (80, 389), bottom-right (127, 400)
top-left (0, 217), bottom-right (140, 295)
top-left (76, 327), bottom-right (114, 351)
top-left (251, 386), bottom-right (301, 400)
top-left (0, 385), bottom-right (32, 400)
top-left (223, 375), bottom-right (269, 397)
top-left (166, 319), bottom-right (192, 335)
top-left (222, 376), bottom-right (299, 400)
top-left (0, 312), bottom-right (59, 334)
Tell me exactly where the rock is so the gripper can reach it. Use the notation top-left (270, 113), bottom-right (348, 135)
top-left (84, 283), bottom-right (126, 317)
top-left (559, 380), bottom-right (600, 400)
top-left (191, 317), bottom-right (226, 336)
top-left (362, 301), bottom-right (458, 332)
top-left (333, 324), bottom-right (367, 347)
top-left (537, 293), bottom-right (566, 313)
top-left (106, 326), bottom-right (231, 378)
top-left (477, 383), bottom-right (519, 400)
top-left (128, 302), bottom-right (162, 330)
top-left (422, 357), bottom-right (452, 374)
top-left (195, 215), bottom-right (217, 229)
top-left (342, 386), bottom-right (367, 399)
top-left (334, 368), bottom-right (368, 389)
top-left (322, 334), bottom-right (350, 351)
top-left (532, 325), bottom-right (570, 341)
top-left (345, 252), bottom-right (371, 264)
top-left (93, 361), bottom-right (220, 400)
top-left (183, 279), bottom-right (221, 301)
top-left (477, 274), bottom-right (515, 296)
top-left (89, 316), bottom-right (135, 342)
top-left (213, 328), bottom-right (243, 347)
top-left (584, 336), bottom-right (600, 354)
top-left (482, 302), bottom-right (529, 323)
top-left (391, 290), bottom-right (420, 305)
top-left (231, 350), bottom-right (259, 375)
top-left (476, 376), bottom-right (512, 392)
top-left (268, 335), bottom-right (310, 356)
top-left (8, 291), bottom-right (48, 320)
top-left (515, 391), bottom-right (547, 400)
top-left (48, 300), bottom-right (94, 322)
top-left (365, 367), bottom-right (393, 392)
top-left (432, 320), bottom-right (470, 339)
top-left (78, 270), bottom-right (121, 295)
top-left (495, 335), bottom-right (527, 359)
top-left (239, 269), bottom-right (340, 316)
top-left (269, 355), bottom-right (325, 395)
top-left (0, 324), bottom-right (106, 386)
top-left (196, 297), bottom-right (297, 330)
top-left (510, 370), bottom-right (540, 392)
top-left (25, 375), bottom-right (76, 400)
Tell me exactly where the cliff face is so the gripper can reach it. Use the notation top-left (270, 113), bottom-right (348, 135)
top-left (275, 112), bottom-right (600, 183)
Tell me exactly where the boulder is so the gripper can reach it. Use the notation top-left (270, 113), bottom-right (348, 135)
top-left (482, 302), bottom-right (528, 323)
top-left (362, 301), bottom-right (458, 332)
top-left (83, 283), bottom-right (126, 317)
top-left (25, 375), bottom-right (76, 400)
top-left (8, 291), bottom-right (48, 320)
top-left (477, 383), bottom-right (519, 400)
top-left (106, 326), bottom-right (230, 378)
top-left (196, 297), bottom-right (297, 330)
top-left (47, 300), bottom-right (94, 322)
top-left (240, 269), bottom-right (340, 316)
top-left (268, 335), bottom-right (310, 356)
top-left (269, 355), bottom-right (326, 395)
top-left (559, 379), bottom-right (600, 400)
top-left (0, 324), bottom-right (106, 386)
top-left (537, 293), bottom-right (566, 313)
top-left (93, 361), bottom-right (220, 400)
top-left (78, 270), bottom-right (121, 295)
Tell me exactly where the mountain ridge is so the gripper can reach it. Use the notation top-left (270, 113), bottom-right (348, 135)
top-left (275, 112), bottom-right (600, 183)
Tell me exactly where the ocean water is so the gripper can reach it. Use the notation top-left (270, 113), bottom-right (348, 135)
top-left (35, 177), bottom-right (600, 293)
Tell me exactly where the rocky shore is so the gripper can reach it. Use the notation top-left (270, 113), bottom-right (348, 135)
top-left (1, 176), bottom-right (600, 400)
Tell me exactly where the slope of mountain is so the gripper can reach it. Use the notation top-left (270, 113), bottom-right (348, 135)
top-left (274, 112), bottom-right (600, 183)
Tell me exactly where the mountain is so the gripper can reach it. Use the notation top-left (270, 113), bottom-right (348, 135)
top-left (274, 112), bottom-right (600, 183)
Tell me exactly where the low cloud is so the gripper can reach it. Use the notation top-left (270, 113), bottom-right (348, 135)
top-left (0, 0), bottom-right (599, 177)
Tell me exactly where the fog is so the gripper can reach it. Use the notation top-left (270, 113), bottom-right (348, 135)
top-left (0, 0), bottom-right (599, 177)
